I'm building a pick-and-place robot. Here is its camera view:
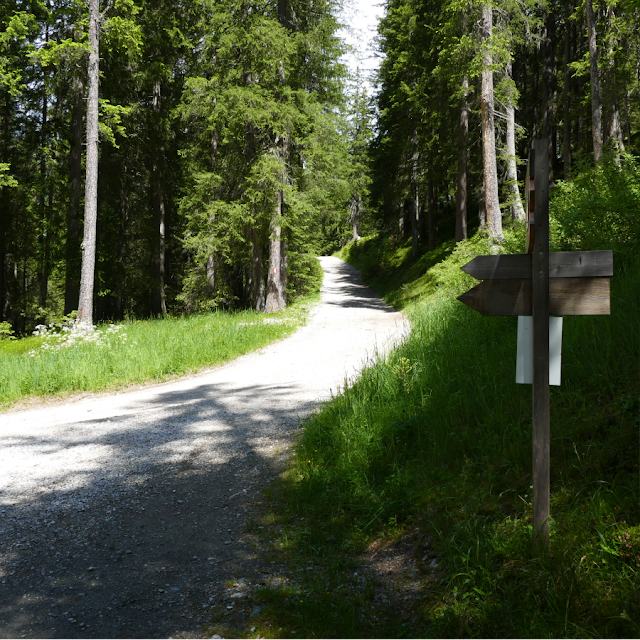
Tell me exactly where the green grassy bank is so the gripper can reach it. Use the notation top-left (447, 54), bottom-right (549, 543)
top-left (234, 160), bottom-right (640, 638)
top-left (0, 298), bottom-right (316, 409)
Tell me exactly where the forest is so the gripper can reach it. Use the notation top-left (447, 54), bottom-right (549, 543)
top-left (1, 0), bottom-right (639, 334)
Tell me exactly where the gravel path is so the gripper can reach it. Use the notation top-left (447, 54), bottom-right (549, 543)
top-left (0, 257), bottom-right (408, 639)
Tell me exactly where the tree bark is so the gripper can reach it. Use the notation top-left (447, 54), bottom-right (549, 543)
top-left (586, 0), bottom-right (603, 163)
top-left (408, 198), bottom-right (418, 257)
top-left (563, 0), bottom-right (572, 178)
top-left (38, 26), bottom-right (50, 317)
top-left (411, 128), bottom-right (420, 255)
top-left (505, 62), bottom-right (525, 221)
top-left (604, 6), bottom-right (624, 156)
top-left (116, 172), bottom-right (127, 320)
top-left (151, 77), bottom-right (167, 317)
top-left (480, 4), bottom-right (502, 242)
top-left (0, 94), bottom-right (11, 322)
top-left (65, 66), bottom-right (83, 315)
top-left (427, 180), bottom-right (435, 252)
top-left (264, 187), bottom-right (286, 313)
top-left (542, 9), bottom-right (556, 184)
top-left (77, 0), bottom-right (100, 327)
top-left (249, 227), bottom-right (266, 311)
top-left (265, 0), bottom-right (289, 313)
top-left (351, 191), bottom-right (362, 241)
top-left (456, 75), bottom-right (469, 242)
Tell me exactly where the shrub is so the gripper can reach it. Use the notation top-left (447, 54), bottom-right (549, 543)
top-left (0, 321), bottom-right (15, 341)
top-left (286, 253), bottom-right (324, 302)
top-left (551, 152), bottom-right (640, 253)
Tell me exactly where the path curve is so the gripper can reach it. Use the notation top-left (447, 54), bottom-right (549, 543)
top-left (0, 257), bottom-right (408, 639)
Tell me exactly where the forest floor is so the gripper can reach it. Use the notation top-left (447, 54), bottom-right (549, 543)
top-left (0, 257), bottom-right (408, 639)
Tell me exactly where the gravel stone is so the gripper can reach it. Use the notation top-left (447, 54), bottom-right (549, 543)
top-left (0, 257), bottom-right (408, 639)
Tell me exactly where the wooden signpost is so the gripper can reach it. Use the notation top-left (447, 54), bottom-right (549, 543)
top-left (457, 140), bottom-right (613, 549)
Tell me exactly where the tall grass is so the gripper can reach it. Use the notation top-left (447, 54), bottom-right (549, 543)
top-left (261, 249), bottom-right (638, 638)
top-left (0, 301), bottom-right (314, 408)
top-left (244, 160), bottom-right (640, 638)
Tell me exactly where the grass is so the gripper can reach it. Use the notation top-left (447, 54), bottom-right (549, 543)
top-left (0, 294), bottom-right (318, 409)
top-left (226, 224), bottom-right (640, 638)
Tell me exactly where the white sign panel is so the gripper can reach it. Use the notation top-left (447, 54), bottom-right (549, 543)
top-left (516, 316), bottom-right (563, 386)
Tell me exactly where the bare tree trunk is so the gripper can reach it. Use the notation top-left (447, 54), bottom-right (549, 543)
top-left (264, 188), bottom-right (286, 313)
top-left (456, 75), bottom-right (469, 242)
top-left (351, 191), bottom-right (362, 241)
top-left (264, 1), bottom-right (289, 314)
top-left (542, 9), bottom-right (556, 184)
top-left (427, 180), bottom-right (435, 251)
top-left (0, 95), bottom-right (10, 322)
top-left (609, 102), bottom-right (624, 152)
top-left (204, 130), bottom-right (218, 300)
top-left (586, 0), bottom-right (603, 163)
top-left (77, 0), bottom-right (100, 327)
top-left (38, 57), bottom-right (49, 316)
top-left (480, 4), bottom-right (502, 242)
top-left (151, 78), bottom-right (167, 317)
top-left (0, 193), bottom-right (5, 322)
top-left (563, 0), bottom-right (572, 178)
top-left (409, 198), bottom-right (419, 257)
top-left (116, 173), bottom-right (127, 319)
top-left (505, 62), bottom-right (525, 221)
top-left (65, 66), bottom-right (83, 314)
top-left (605, 7), bottom-right (625, 157)
top-left (411, 129), bottom-right (420, 255)
top-left (401, 201), bottom-right (410, 238)
top-left (249, 227), bottom-right (266, 311)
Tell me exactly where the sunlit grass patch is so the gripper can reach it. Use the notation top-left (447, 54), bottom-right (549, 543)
top-left (0, 296), bottom-right (317, 409)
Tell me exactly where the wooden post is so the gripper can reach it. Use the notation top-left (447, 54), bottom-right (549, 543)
top-left (532, 140), bottom-right (550, 550)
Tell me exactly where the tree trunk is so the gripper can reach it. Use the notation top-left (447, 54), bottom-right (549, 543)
top-left (0, 94), bottom-right (10, 322)
top-left (427, 180), bottom-right (435, 252)
top-left (0, 193), bottom-right (4, 322)
top-left (151, 77), bottom-right (167, 318)
top-left (351, 191), bottom-right (362, 241)
top-left (264, 0), bottom-right (289, 314)
top-left (605, 6), bottom-right (624, 157)
top-left (542, 10), bottom-right (556, 184)
top-left (456, 75), bottom-right (469, 242)
top-left (563, 0), bottom-right (572, 178)
top-left (411, 128), bottom-right (421, 252)
top-left (116, 173), bottom-right (127, 320)
top-left (38, 63), bottom-right (49, 317)
top-left (77, 0), bottom-right (100, 327)
top-left (249, 227), bottom-right (266, 311)
top-left (505, 62), bottom-right (525, 221)
top-left (264, 188), bottom-right (286, 313)
top-left (408, 198), bottom-right (418, 257)
top-left (65, 67), bottom-right (83, 315)
top-left (480, 4), bottom-right (502, 242)
top-left (586, 0), bottom-right (603, 163)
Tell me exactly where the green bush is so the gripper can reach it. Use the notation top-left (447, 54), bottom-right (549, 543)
top-left (551, 153), bottom-right (640, 253)
top-left (286, 252), bottom-right (324, 302)
top-left (0, 321), bottom-right (15, 341)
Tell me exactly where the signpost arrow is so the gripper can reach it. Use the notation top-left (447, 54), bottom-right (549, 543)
top-left (460, 250), bottom-right (613, 280)
top-left (457, 276), bottom-right (611, 316)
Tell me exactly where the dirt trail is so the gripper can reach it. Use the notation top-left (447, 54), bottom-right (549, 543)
top-left (0, 257), bottom-right (408, 639)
